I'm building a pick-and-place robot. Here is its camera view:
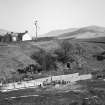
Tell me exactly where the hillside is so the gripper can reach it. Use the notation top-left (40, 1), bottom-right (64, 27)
top-left (0, 26), bottom-right (105, 81)
top-left (0, 42), bottom-right (40, 78)
top-left (58, 25), bottom-right (105, 39)
top-left (0, 29), bottom-right (11, 36)
top-left (41, 28), bottom-right (77, 37)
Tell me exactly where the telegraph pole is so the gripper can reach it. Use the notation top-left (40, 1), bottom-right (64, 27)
top-left (34, 20), bottom-right (38, 40)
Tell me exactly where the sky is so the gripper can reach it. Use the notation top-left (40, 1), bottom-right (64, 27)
top-left (0, 0), bottom-right (105, 39)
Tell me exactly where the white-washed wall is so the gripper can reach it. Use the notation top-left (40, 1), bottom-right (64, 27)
top-left (0, 73), bottom-right (92, 92)
top-left (79, 74), bottom-right (92, 80)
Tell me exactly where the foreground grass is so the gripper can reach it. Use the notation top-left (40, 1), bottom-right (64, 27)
top-left (1, 79), bottom-right (105, 105)
top-left (0, 91), bottom-right (84, 105)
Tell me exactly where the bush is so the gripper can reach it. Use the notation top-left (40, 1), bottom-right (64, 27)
top-left (31, 49), bottom-right (57, 71)
top-left (74, 43), bottom-right (86, 56)
top-left (54, 40), bottom-right (75, 64)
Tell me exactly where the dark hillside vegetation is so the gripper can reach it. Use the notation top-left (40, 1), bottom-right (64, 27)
top-left (1, 36), bottom-right (105, 82)
top-left (30, 39), bottom-right (105, 75)
top-left (1, 26), bottom-right (105, 82)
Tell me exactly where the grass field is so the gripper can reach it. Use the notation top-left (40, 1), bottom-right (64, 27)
top-left (0, 79), bottom-right (105, 105)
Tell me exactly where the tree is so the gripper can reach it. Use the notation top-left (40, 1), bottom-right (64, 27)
top-left (54, 40), bottom-right (75, 64)
top-left (61, 40), bottom-right (74, 55)
top-left (74, 43), bottom-right (86, 56)
top-left (31, 49), bottom-right (57, 71)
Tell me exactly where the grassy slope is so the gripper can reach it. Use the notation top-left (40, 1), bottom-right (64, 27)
top-left (0, 25), bottom-right (105, 79)
top-left (0, 40), bottom-right (60, 78)
top-left (0, 42), bottom-right (39, 78)
top-left (0, 37), bottom-right (105, 78)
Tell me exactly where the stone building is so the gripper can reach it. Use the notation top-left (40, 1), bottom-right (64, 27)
top-left (0, 30), bottom-right (28, 42)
